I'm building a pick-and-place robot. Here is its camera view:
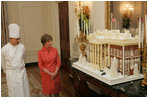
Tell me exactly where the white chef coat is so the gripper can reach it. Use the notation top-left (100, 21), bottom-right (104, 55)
top-left (1, 42), bottom-right (30, 97)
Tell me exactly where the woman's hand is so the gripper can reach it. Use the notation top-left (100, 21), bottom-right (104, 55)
top-left (43, 68), bottom-right (55, 77)
top-left (51, 71), bottom-right (58, 80)
top-left (51, 67), bottom-right (59, 79)
top-left (43, 68), bottom-right (59, 80)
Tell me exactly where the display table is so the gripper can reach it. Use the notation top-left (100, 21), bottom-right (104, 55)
top-left (70, 59), bottom-right (147, 97)
top-left (72, 62), bottom-right (143, 85)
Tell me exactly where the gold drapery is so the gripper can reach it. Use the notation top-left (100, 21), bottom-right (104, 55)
top-left (105, 1), bottom-right (111, 29)
top-left (1, 1), bottom-right (9, 47)
top-left (141, 1), bottom-right (147, 87)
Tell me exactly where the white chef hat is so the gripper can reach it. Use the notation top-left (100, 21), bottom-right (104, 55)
top-left (9, 23), bottom-right (20, 38)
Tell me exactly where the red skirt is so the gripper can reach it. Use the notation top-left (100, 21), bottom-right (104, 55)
top-left (40, 71), bottom-right (61, 94)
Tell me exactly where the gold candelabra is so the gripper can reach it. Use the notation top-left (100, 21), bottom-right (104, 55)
top-left (75, 31), bottom-right (88, 58)
top-left (141, 42), bottom-right (147, 87)
top-left (74, 1), bottom-right (90, 58)
top-left (75, 1), bottom-right (90, 18)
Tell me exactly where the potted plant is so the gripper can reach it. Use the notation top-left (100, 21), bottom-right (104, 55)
top-left (122, 13), bottom-right (131, 29)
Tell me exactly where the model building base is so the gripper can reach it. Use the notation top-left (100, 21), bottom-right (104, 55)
top-left (72, 62), bottom-right (144, 85)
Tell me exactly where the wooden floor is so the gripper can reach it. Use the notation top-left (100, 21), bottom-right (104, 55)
top-left (25, 63), bottom-right (99, 97)
top-left (25, 64), bottom-right (75, 97)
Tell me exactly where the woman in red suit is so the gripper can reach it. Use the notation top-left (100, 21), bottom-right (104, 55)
top-left (38, 34), bottom-right (61, 97)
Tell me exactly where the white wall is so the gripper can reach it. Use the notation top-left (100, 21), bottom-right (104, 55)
top-left (6, 1), bottom-right (61, 63)
top-left (69, 1), bottom-right (80, 59)
top-left (18, 2), bottom-right (44, 63)
top-left (90, 1), bottom-right (105, 32)
top-left (7, 1), bottom-right (19, 24)
top-left (47, 2), bottom-right (61, 58)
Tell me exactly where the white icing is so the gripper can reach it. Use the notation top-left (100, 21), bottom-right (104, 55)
top-left (110, 57), bottom-right (119, 77)
top-left (134, 64), bottom-right (139, 76)
top-left (88, 29), bottom-right (139, 41)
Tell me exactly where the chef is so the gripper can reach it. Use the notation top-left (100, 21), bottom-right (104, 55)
top-left (1, 23), bottom-right (30, 97)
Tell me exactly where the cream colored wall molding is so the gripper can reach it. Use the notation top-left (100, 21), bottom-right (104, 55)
top-left (18, 1), bottom-right (44, 63)
top-left (7, 1), bottom-right (61, 63)
top-left (47, 2), bottom-right (61, 58)
top-left (7, 1), bottom-right (19, 24)
top-left (90, 1), bottom-right (105, 32)
top-left (69, 1), bottom-right (80, 59)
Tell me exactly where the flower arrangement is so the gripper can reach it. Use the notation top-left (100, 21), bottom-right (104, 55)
top-left (78, 6), bottom-right (90, 34)
top-left (75, 2), bottom-right (90, 35)
top-left (122, 13), bottom-right (131, 29)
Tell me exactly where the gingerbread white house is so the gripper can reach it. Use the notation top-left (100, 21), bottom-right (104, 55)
top-left (73, 29), bottom-right (144, 85)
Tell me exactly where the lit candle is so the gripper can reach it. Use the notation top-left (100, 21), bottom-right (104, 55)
top-left (84, 20), bottom-right (85, 34)
top-left (86, 23), bottom-right (88, 35)
top-left (74, 22), bottom-right (76, 38)
top-left (115, 18), bottom-right (116, 29)
top-left (81, 13), bottom-right (83, 32)
top-left (118, 21), bottom-right (119, 29)
top-left (77, 19), bottom-right (79, 37)
top-left (138, 17), bottom-right (141, 48)
top-left (142, 23), bottom-right (144, 48)
top-left (89, 19), bottom-right (90, 33)
top-left (111, 13), bottom-right (113, 30)
top-left (115, 18), bottom-right (117, 29)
